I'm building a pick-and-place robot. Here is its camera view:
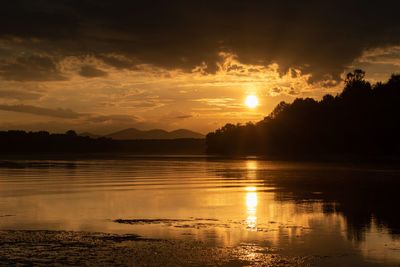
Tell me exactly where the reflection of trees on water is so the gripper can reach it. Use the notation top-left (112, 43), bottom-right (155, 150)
top-left (212, 164), bottom-right (400, 242)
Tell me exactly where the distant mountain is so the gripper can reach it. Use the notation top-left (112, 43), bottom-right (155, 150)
top-left (105, 128), bottom-right (204, 140)
top-left (169, 129), bottom-right (205, 139)
top-left (79, 132), bottom-right (101, 139)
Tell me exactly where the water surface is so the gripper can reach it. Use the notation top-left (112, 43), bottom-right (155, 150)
top-left (0, 156), bottom-right (399, 265)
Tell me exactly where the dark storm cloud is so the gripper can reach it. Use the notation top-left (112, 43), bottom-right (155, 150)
top-left (0, 104), bottom-right (82, 118)
top-left (0, 55), bottom-right (66, 81)
top-left (79, 65), bottom-right (108, 78)
top-left (1, 0), bottom-right (400, 82)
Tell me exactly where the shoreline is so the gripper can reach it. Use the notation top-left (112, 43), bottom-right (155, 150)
top-left (1, 153), bottom-right (400, 170)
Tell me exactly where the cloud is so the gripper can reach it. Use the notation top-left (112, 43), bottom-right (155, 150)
top-left (0, 89), bottom-right (42, 100)
top-left (358, 46), bottom-right (400, 66)
top-left (194, 98), bottom-right (235, 105)
top-left (78, 65), bottom-right (108, 78)
top-left (87, 114), bottom-right (137, 123)
top-left (0, 55), bottom-right (67, 81)
top-left (288, 88), bottom-right (298, 96)
top-left (269, 87), bottom-right (282, 96)
top-left (0, 104), bottom-right (82, 118)
top-left (0, 103), bottom-right (140, 123)
top-left (97, 54), bottom-right (138, 70)
top-left (176, 115), bottom-right (192, 119)
top-left (194, 98), bottom-right (242, 109)
top-left (120, 99), bottom-right (167, 109)
top-left (0, 1), bottom-right (399, 82)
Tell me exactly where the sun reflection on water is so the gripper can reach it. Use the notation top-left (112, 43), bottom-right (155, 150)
top-left (246, 161), bottom-right (258, 170)
top-left (246, 187), bottom-right (258, 231)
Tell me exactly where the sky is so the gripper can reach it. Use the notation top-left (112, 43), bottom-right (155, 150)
top-left (0, 0), bottom-right (400, 134)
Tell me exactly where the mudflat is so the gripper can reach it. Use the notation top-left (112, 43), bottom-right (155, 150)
top-left (0, 230), bottom-right (320, 266)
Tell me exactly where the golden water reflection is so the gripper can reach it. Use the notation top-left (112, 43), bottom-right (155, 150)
top-left (245, 187), bottom-right (258, 231)
top-left (0, 158), bottom-right (400, 265)
top-left (245, 161), bottom-right (258, 231)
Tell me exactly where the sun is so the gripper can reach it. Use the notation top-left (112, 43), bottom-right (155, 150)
top-left (245, 95), bottom-right (259, 108)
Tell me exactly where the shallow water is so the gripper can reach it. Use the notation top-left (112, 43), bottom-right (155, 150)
top-left (0, 156), bottom-right (400, 265)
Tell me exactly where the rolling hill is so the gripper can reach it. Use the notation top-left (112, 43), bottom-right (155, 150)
top-left (103, 128), bottom-right (205, 140)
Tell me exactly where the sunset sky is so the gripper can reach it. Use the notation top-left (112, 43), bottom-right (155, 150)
top-left (1, 1), bottom-right (400, 134)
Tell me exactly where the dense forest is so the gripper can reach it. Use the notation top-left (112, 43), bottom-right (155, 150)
top-left (206, 70), bottom-right (400, 158)
top-left (0, 130), bottom-right (205, 155)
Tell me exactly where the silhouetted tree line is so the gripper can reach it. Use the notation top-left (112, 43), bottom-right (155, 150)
top-left (0, 130), bottom-right (116, 153)
top-left (207, 70), bottom-right (400, 158)
top-left (0, 130), bottom-right (205, 154)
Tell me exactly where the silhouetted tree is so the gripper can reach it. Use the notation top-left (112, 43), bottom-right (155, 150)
top-left (206, 70), bottom-right (400, 158)
top-left (66, 130), bottom-right (77, 136)
top-left (341, 69), bottom-right (371, 101)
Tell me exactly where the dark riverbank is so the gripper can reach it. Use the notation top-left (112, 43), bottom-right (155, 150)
top-left (0, 130), bottom-right (206, 155)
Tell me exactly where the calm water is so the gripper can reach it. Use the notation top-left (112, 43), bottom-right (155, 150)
top-left (1, 156), bottom-right (400, 265)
